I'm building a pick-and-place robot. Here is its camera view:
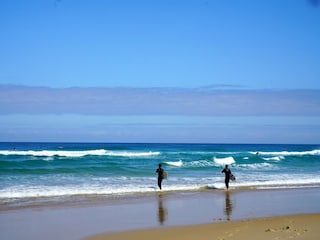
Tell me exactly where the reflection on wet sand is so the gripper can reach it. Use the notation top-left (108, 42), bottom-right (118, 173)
top-left (157, 193), bottom-right (168, 225)
top-left (224, 191), bottom-right (233, 220)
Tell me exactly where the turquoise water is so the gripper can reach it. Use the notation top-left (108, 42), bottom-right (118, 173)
top-left (1, 142), bottom-right (320, 207)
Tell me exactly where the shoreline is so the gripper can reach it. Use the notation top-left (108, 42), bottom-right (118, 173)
top-left (2, 184), bottom-right (320, 211)
top-left (1, 187), bottom-right (320, 240)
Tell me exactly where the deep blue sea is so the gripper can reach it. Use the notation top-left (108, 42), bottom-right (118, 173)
top-left (1, 142), bottom-right (320, 208)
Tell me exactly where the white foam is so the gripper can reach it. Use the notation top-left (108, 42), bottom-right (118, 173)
top-left (0, 182), bottom-right (202, 199)
top-left (213, 156), bottom-right (235, 165)
top-left (232, 176), bottom-right (320, 189)
top-left (165, 160), bottom-right (183, 167)
top-left (234, 162), bottom-right (276, 170)
top-left (251, 149), bottom-right (320, 156)
top-left (105, 151), bottom-right (160, 157)
top-left (1, 174), bottom-right (320, 200)
top-left (186, 160), bottom-right (216, 168)
top-left (0, 149), bottom-right (160, 158)
top-left (0, 149), bottom-right (107, 157)
top-left (262, 156), bottom-right (284, 161)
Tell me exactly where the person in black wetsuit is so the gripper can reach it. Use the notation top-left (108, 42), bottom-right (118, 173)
top-left (156, 163), bottom-right (164, 190)
top-left (221, 164), bottom-right (232, 190)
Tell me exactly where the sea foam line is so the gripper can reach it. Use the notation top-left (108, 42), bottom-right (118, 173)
top-left (1, 177), bottom-right (320, 200)
top-left (251, 149), bottom-right (320, 156)
top-left (0, 149), bottom-right (160, 158)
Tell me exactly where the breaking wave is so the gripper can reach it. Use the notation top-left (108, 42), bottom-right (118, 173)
top-left (213, 156), bottom-right (236, 165)
top-left (0, 149), bottom-right (160, 158)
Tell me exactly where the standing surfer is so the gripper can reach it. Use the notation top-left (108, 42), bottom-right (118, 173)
top-left (156, 163), bottom-right (164, 190)
top-left (222, 164), bottom-right (232, 190)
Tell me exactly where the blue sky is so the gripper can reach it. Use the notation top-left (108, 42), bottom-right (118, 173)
top-left (0, 0), bottom-right (320, 143)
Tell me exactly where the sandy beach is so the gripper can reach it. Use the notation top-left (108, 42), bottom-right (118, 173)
top-left (89, 214), bottom-right (320, 240)
top-left (1, 188), bottom-right (320, 240)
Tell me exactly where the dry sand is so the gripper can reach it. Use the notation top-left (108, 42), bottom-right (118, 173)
top-left (88, 214), bottom-right (320, 240)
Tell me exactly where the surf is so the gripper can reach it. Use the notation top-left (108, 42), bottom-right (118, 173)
top-left (250, 149), bottom-right (320, 156)
top-left (0, 149), bottom-right (160, 158)
top-left (1, 142), bottom-right (320, 209)
top-left (165, 160), bottom-right (183, 167)
top-left (213, 156), bottom-right (235, 165)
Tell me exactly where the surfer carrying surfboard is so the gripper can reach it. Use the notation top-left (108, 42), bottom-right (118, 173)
top-left (156, 163), bottom-right (164, 190)
top-left (222, 165), bottom-right (232, 190)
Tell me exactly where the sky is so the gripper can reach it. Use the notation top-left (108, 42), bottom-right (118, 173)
top-left (0, 0), bottom-right (320, 144)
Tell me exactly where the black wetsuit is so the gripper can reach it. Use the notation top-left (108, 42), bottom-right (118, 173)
top-left (222, 167), bottom-right (232, 189)
top-left (156, 167), bottom-right (164, 190)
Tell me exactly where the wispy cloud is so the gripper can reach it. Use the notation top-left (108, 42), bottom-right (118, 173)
top-left (1, 85), bottom-right (319, 116)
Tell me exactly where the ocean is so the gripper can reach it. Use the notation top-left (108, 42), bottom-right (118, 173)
top-left (1, 142), bottom-right (320, 209)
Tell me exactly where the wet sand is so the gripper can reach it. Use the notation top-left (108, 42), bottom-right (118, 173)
top-left (0, 188), bottom-right (320, 240)
top-left (89, 214), bottom-right (320, 240)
